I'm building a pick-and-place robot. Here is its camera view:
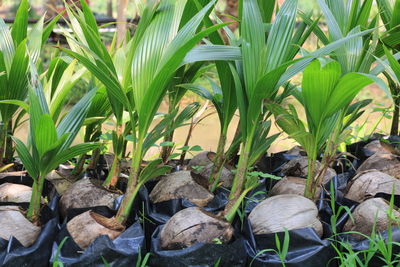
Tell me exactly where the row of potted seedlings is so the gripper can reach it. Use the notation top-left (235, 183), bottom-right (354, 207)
top-left (0, 0), bottom-right (400, 266)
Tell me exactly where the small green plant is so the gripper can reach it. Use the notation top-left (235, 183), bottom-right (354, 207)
top-left (267, 59), bottom-right (374, 199)
top-left (13, 81), bottom-right (99, 222)
top-left (250, 228), bottom-right (290, 267)
top-left (52, 237), bottom-right (69, 267)
top-left (0, 0), bottom-right (61, 164)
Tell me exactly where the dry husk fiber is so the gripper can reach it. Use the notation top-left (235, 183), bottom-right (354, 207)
top-left (150, 171), bottom-right (213, 207)
top-left (343, 198), bottom-right (400, 240)
top-left (249, 194), bottom-right (323, 236)
top-left (160, 207), bottom-right (233, 250)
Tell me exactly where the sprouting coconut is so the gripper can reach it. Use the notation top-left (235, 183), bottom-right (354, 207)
top-left (160, 207), bottom-right (233, 250)
top-left (363, 140), bottom-right (386, 156)
top-left (59, 178), bottom-right (120, 217)
top-left (269, 177), bottom-right (320, 197)
top-left (188, 151), bottom-right (216, 170)
top-left (149, 171), bottom-right (214, 207)
top-left (198, 163), bottom-right (234, 188)
top-left (66, 210), bottom-right (125, 249)
top-left (248, 194), bottom-right (323, 236)
top-left (345, 170), bottom-right (400, 202)
top-left (281, 157), bottom-right (336, 184)
top-left (343, 198), bottom-right (400, 240)
top-left (0, 206), bottom-right (41, 247)
top-left (0, 183), bottom-right (43, 203)
top-left (356, 153), bottom-right (400, 178)
top-left (46, 170), bottom-right (75, 195)
top-left (286, 146), bottom-right (307, 156)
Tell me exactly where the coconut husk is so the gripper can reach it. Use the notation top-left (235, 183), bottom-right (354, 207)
top-left (248, 194), bottom-right (323, 236)
top-left (286, 146), bottom-right (307, 156)
top-left (269, 177), bottom-right (320, 197)
top-left (0, 206), bottom-right (41, 247)
top-left (0, 171), bottom-right (26, 179)
top-left (160, 207), bottom-right (233, 250)
top-left (343, 198), bottom-right (400, 240)
top-left (188, 151), bottom-right (216, 170)
top-left (356, 153), bottom-right (400, 178)
top-left (67, 210), bottom-right (124, 249)
top-left (197, 163), bottom-right (234, 188)
top-left (345, 170), bottom-right (400, 203)
top-left (149, 171), bottom-right (213, 207)
top-left (281, 157), bottom-right (336, 184)
top-left (46, 170), bottom-right (75, 195)
top-left (363, 140), bottom-right (386, 156)
top-left (0, 183), bottom-right (43, 203)
top-left (59, 178), bottom-right (120, 217)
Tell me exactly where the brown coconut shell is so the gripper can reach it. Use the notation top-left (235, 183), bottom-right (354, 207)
top-left (0, 206), bottom-right (41, 247)
top-left (281, 157), bottom-right (336, 184)
top-left (188, 151), bottom-right (216, 170)
top-left (356, 153), bottom-right (400, 178)
top-left (364, 140), bottom-right (386, 155)
top-left (149, 171), bottom-right (213, 207)
top-left (269, 177), bottom-right (320, 197)
top-left (286, 146), bottom-right (307, 156)
top-left (343, 198), bottom-right (400, 240)
top-left (345, 170), bottom-right (400, 202)
top-left (46, 170), bottom-right (75, 195)
top-left (248, 194), bottom-right (323, 236)
top-left (59, 178), bottom-right (120, 217)
top-left (198, 163), bottom-right (234, 188)
top-left (67, 210), bottom-right (124, 249)
top-left (160, 207), bottom-right (233, 250)
top-left (0, 183), bottom-right (42, 203)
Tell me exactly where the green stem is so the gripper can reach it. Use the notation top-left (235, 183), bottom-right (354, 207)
top-left (27, 174), bottom-right (45, 222)
top-left (0, 121), bottom-right (8, 164)
top-left (224, 139), bottom-right (252, 217)
top-left (209, 131), bottom-right (227, 193)
top-left (71, 153), bottom-right (86, 177)
top-left (103, 154), bottom-right (121, 188)
top-left (5, 120), bottom-right (13, 163)
top-left (115, 135), bottom-right (144, 225)
top-left (161, 101), bottom-right (176, 163)
top-left (304, 154), bottom-right (317, 200)
top-left (87, 148), bottom-right (101, 170)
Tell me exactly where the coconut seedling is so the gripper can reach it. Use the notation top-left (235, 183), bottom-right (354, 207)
top-left (376, 0), bottom-right (400, 135)
top-left (59, 1), bottom-right (135, 189)
top-left (0, 0), bottom-right (61, 164)
top-left (223, 0), bottom-right (366, 222)
top-left (11, 78), bottom-right (99, 222)
top-left (58, 0), bottom-right (230, 248)
top-left (159, 0), bottom-right (375, 250)
top-left (267, 59), bottom-right (374, 199)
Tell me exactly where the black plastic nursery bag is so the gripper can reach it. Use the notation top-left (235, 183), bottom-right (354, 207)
top-left (51, 206), bottom-right (145, 267)
top-left (243, 220), bottom-right (335, 267)
top-left (0, 197), bottom-right (59, 267)
top-left (149, 225), bottom-right (247, 267)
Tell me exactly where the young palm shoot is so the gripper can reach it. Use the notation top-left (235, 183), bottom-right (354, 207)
top-left (115, 0), bottom-right (229, 225)
top-left (267, 59), bottom-right (373, 199)
top-left (223, 0), bottom-right (312, 222)
top-left (13, 84), bottom-right (99, 222)
top-left (0, 0), bottom-right (61, 164)
top-left (377, 0), bottom-right (400, 135)
top-left (224, 0), bottom-right (375, 222)
top-left (62, 0), bottom-right (229, 225)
